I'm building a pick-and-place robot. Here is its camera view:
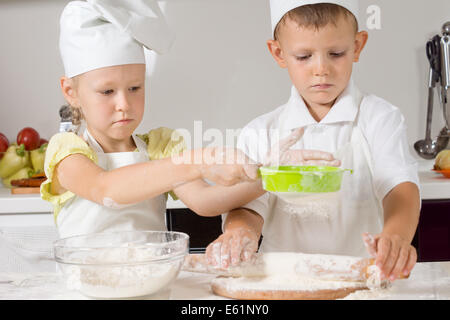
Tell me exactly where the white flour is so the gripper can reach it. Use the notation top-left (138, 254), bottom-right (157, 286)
top-left (61, 244), bottom-right (182, 299)
top-left (210, 252), bottom-right (372, 281)
top-left (212, 274), bottom-right (367, 293)
top-left (365, 264), bottom-right (391, 289)
top-left (276, 192), bottom-right (340, 220)
top-left (207, 253), bottom-right (391, 298)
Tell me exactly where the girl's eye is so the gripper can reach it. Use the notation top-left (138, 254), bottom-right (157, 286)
top-left (129, 86), bottom-right (141, 92)
top-left (101, 89), bottom-right (114, 95)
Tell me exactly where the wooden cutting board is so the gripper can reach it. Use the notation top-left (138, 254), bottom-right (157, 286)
top-left (11, 187), bottom-right (41, 194)
top-left (211, 276), bottom-right (369, 300)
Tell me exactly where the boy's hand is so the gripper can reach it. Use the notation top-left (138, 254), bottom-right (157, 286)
top-left (362, 232), bottom-right (417, 282)
top-left (264, 128), bottom-right (341, 167)
top-left (198, 147), bottom-right (260, 186)
top-left (205, 227), bottom-right (259, 269)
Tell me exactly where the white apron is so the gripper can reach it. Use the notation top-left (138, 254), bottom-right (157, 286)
top-left (56, 130), bottom-right (167, 238)
top-left (260, 91), bottom-right (384, 257)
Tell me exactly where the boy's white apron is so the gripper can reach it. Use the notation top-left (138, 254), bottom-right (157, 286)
top-left (56, 130), bottom-right (167, 238)
top-left (260, 89), bottom-right (384, 257)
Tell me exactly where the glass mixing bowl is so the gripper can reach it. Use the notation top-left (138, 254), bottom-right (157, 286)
top-left (54, 230), bottom-right (189, 299)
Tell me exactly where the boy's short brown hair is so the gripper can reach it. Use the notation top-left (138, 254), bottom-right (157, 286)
top-left (274, 3), bottom-right (359, 40)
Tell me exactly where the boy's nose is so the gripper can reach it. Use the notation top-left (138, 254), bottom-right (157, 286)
top-left (313, 55), bottom-right (330, 77)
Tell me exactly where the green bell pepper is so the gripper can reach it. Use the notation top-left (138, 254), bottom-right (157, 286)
top-left (30, 143), bottom-right (47, 174)
top-left (0, 144), bottom-right (31, 179)
top-left (2, 166), bottom-right (34, 188)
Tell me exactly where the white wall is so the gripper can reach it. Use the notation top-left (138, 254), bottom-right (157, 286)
top-left (1, 0), bottom-right (449, 156)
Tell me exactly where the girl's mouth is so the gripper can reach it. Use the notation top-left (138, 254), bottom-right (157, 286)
top-left (114, 119), bottom-right (132, 125)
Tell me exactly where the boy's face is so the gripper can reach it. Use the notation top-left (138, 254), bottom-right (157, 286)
top-left (267, 15), bottom-right (368, 109)
top-left (63, 64), bottom-right (146, 143)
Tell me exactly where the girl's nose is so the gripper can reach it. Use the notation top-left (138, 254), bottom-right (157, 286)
top-left (115, 91), bottom-right (131, 112)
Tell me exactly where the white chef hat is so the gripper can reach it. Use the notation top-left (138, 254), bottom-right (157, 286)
top-left (60, 0), bottom-right (175, 78)
top-left (269, 0), bottom-right (359, 37)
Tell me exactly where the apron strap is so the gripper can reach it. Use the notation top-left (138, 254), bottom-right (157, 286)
top-left (83, 129), bottom-right (104, 154)
top-left (83, 129), bottom-right (150, 159)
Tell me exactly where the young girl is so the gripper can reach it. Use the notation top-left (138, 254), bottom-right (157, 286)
top-left (45, 0), bottom-right (339, 239)
top-left (40, 0), bottom-right (258, 238)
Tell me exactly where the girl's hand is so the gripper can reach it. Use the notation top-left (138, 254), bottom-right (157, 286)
top-left (198, 147), bottom-right (260, 186)
top-left (362, 232), bottom-right (417, 282)
top-left (264, 128), bottom-right (341, 167)
top-left (205, 227), bottom-right (259, 269)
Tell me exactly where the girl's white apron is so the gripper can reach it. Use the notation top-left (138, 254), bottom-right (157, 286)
top-left (56, 130), bottom-right (167, 238)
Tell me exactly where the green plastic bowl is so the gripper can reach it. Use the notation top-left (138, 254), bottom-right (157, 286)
top-left (259, 166), bottom-right (352, 193)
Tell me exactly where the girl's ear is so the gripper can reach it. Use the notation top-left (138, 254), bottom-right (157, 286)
top-left (60, 76), bottom-right (79, 107)
top-left (267, 39), bottom-right (288, 68)
top-left (353, 31), bottom-right (369, 62)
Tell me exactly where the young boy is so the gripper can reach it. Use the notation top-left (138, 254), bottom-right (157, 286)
top-left (206, 0), bottom-right (421, 283)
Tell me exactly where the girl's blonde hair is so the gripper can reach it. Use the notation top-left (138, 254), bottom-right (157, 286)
top-left (274, 3), bottom-right (359, 40)
top-left (67, 75), bottom-right (83, 126)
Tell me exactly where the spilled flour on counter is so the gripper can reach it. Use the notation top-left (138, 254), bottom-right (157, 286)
top-left (62, 244), bottom-right (182, 299)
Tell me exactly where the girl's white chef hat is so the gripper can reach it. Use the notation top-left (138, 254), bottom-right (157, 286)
top-left (60, 0), bottom-right (175, 78)
top-left (269, 0), bottom-right (359, 37)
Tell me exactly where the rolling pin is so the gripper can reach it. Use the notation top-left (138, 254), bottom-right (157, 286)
top-left (182, 252), bottom-right (409, 283)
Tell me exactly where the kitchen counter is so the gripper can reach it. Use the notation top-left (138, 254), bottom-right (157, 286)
top-left (0, 261), bottom-right (449, 300)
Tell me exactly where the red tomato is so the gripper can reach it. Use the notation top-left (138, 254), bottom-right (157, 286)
top-left (0, 133), bottom-right (9, 159)
top-left (17, 127), bottom-right (40, 151)
top-left (39, 138), bottom-right (48, 147)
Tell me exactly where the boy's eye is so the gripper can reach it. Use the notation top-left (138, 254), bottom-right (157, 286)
top-left (330, 51), bottom-right (346, 58)
top-left (296, 55), bottom-right (311, 61)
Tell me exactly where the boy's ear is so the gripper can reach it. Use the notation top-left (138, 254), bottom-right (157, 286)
top-left (353, 31), bottom-right (369, 62)
top-left (60, 76), bottom-right (78, 107)
top-left (267, 39), bottom-right (288, 68)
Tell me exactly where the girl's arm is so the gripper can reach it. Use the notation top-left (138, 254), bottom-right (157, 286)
top-left (52, 149), bottom-right (258, 207)
top-left (173, 179), bottom-right (266, 217)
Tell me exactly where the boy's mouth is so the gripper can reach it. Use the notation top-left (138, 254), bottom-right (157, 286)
top-left (311, 84), bottom-right (333, 90)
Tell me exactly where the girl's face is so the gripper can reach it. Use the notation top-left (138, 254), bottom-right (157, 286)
top-left (73, 64), bottom-right (146, 146)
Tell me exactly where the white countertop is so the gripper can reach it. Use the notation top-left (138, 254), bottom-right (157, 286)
top-left (0, 159), bottom-right (449, 215)
top-left (0, 187), bottom-right (187, 214)
top-left (0, 262), bottom-right (449, 300)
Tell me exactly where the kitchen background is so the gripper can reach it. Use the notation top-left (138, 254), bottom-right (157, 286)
top-left (1, 0), bottom-right (450, 155)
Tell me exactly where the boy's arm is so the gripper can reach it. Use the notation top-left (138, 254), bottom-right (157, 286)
top-left (372, 182), bottom-right (420, 281)
top-left (205, 208), bottom-right (264, 269)
top-left (173, 179), bottom-right (266, 217)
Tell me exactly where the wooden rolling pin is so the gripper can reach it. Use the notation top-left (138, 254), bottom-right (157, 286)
top-left (182, 252), bottom-right (409, 282)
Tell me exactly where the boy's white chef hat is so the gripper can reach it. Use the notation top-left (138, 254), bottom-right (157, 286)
top-left (269, 0), bottom-right (359, 37)
top-left (60, 0), bottom-right (175, 78)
